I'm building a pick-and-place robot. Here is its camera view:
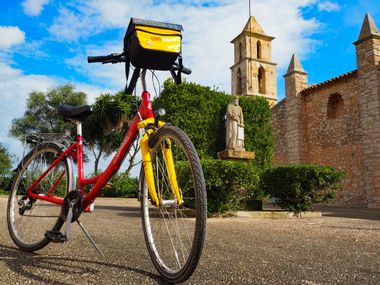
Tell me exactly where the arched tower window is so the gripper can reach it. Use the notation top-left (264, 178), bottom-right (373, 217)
top-left (236, 68), bottom-right (242, 95)
top-left (258, 66), bottom-right (266, 94)
top-left (257, 41), bottom-right (262, 59)
top-left (239, 42), bottom-right (242, 61)
top-left (327, 93), bottom-right (344, 119)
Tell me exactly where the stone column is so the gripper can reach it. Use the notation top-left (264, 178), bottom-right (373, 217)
top-left (354, 14), bottom-right (380, 208)
top-left (283, 54), bottom-right (309, 163)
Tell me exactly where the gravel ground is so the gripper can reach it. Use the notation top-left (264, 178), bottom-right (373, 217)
top-left (0, 196), bottom-right (379, 285)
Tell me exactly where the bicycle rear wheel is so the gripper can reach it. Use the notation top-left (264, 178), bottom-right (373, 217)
top-left (140, 126), bottom-right (207, 283)
top-left (7, 143), bottom-right (69, 251)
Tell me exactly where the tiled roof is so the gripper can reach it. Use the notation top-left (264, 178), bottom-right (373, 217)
top-left (302, 70), bottom-right (357, 93)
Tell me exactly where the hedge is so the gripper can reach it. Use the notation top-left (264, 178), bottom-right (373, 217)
top-left (259, 164), bottom-right (345, 214)
top-left (100, 173), bottom-right (139, 198)
top-left (154, 80), bottom-right (273, 169)
top-left (177, 158), bottom-right (262, 214)
top-left (100, 159), bottom-right (262, 214)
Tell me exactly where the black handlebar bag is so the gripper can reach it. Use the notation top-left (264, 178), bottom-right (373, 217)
top-left (124, 18), bottom-right (183, 70)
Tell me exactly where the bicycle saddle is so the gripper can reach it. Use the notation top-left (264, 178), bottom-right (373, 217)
top-left (57, 104), bottom-right (92, 121)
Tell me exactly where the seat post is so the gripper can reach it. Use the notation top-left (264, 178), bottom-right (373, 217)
top-left (76, 121), bottom-right (82, 137)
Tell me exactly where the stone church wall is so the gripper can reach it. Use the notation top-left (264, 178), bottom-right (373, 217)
top-left (302, 75), bottom-right (367, 206)
top-left (247, 13), bottom-right (380, 208)
top-left (271, 99), bottom-right (288, 164)
top-left (272, 74), bottom-right (369, 206)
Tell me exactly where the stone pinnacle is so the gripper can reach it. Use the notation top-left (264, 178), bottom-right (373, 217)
top-left (287, 54), bottom-right (306, 74)
top-left (358, 14), bottom-right (380, 41)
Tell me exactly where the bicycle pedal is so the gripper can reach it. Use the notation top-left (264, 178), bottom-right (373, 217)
top-left (45, 230), bottom-right (67, 243)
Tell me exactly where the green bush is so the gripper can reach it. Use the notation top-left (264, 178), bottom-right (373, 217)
top-left (0, 189), bottom-right (8, 195)
top-left (0, 175), bottom-right (13, 194)
top-left (154, 80), bottom-right (273, 169)
top-left (0, 143), bottom-right (12, 193)
top-left (259, 164), bottom-right (345, 214)
top-left (101, 173), bottom-right (139, 198)
top-left (178, 159), bottom-right (262, 214)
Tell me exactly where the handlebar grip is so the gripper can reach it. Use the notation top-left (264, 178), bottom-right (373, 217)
top-left (181, 66), bottom-right (192, 75)
top-left (172, 63), bottom-right (192, 75)
top-left (87, 55), bottom-right (112, 63)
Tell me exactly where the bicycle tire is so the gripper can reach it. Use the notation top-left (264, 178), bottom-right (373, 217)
top-left (7, 143), bottom-right (69, 251)
top-left (140, 125), bottom-right (207, 283)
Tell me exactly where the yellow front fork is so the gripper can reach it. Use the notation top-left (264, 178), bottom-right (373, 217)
top-left (138, 119), bottom-right (182, 206)
top-left (162, 139), bottom-right (182, 205)
top-left (140, 131), bottom-right (160, 206)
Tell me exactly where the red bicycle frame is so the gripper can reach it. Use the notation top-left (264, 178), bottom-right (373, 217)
top-left (27, 91), bottom-right (154, 210)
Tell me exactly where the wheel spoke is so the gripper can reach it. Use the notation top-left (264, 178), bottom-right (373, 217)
top-left (7, 144), bottom-right (69, 251)
top-left (141, 126), bottom-right (206, 283)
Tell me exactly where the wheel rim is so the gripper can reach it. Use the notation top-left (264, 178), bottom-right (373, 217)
top-left (8, 147), bottom-right (68, 248)
top-left (142, 134), bottom-right (199, 275)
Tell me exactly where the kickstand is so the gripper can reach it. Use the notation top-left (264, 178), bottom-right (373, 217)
top-left (76, 219), bottom-right (104, 257)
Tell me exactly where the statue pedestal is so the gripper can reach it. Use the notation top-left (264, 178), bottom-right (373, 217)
top-left (217, 149), bottom-right (255, 161)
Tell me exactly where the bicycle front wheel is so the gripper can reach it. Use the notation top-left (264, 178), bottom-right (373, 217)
top-left (7, 143), bottom-right (69, 251)
top-left (140, 125), bottom-right (207, 283)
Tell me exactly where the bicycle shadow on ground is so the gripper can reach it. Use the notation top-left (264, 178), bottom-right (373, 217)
top-left (0, 244), bottom-right (172, 285)
top-left (94, 205), bottom-right (142, 218)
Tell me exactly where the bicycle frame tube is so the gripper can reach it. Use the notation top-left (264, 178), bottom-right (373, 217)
top-left (27, 143), bottom-right (77, 205)
top-left (82, 91), bottom-right (154, 208)
top-left (27, 90), bottom-right (182, 209)
top-left (28, 91), bottom-right (155, 209)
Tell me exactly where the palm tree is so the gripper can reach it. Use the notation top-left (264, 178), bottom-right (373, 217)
top-left (84, 92), bottom-right (139, 174)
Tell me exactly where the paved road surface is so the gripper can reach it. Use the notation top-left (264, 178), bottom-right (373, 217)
top-left (0, 197), bottom-right (379, 284)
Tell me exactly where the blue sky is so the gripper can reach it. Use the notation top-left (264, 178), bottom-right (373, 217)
top-left (0, 0), bottom-right (379, 161)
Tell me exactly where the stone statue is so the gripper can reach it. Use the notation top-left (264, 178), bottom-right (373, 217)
top-left (226, 95), bottom-right (245, 151)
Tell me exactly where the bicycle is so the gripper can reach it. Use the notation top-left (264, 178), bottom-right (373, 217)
top-left (7, 18), bottom-right (207, 284)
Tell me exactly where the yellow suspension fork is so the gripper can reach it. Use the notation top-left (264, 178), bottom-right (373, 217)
top-left (140, 129), bottom-right (159, 206)
top-left (162, 138), bottom-right (182, 205)
top-left (138, 118), bottom-right (182, 206)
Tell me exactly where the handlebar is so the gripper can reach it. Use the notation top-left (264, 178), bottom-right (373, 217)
top-left (87, 53), bottom-right (126, 64)
top-left (87, 52), bottom-right (191, 93)
top-left (182, 66), bottom-right (192, 75)
top-left (171, 63), bottom-right (191, 75)
top-left (87, 53), bottom-right (191, 74)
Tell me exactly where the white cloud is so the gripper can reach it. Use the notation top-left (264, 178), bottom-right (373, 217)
top-left (318, 1), bottom-right (341, 12)
top-left (74, 82), bottom-right (113, 104)
top-left (0, 62), bottom-right (108, 162)
top-left (65, 41), bottom-right (125, 87)
top-left (342, 0), bottom-right (379, 27)
top-left (92, 0), bottom-right (131, 27)
top-left (0, 26), bottom-right (25, 49)
top-left (0, 63), bottom-right (57, 160)
top-left (53, 0), bottom-right (320, 93)
top-left (49, 8), bottom-right (96, 42)
top-left (22, 0), bottom-right (50, 16)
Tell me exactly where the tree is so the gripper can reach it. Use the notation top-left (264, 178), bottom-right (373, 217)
top-left (84, 92), bottom-right (139, 174)
top-left (10, 84), bottom-right (87, 139)
top-left (0, 143), bottom-right (12, 191)
top-left (9, 84), bottom-right (140, 175)
top-left (154, 80), bottom-right (273, 169)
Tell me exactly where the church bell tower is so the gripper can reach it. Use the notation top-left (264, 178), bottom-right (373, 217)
top-left (230, 16), bottom-right (277, 106)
